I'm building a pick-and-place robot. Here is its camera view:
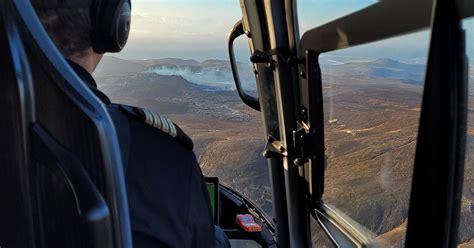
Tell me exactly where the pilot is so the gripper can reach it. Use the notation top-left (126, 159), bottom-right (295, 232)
top-left (31, 0), bottom-right (230, 247)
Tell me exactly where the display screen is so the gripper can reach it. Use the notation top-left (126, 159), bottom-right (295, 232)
top-left (205, 177), bottom-right (219, 224)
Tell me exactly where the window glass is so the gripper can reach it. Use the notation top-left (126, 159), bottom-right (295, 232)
top-left (233, 35), bottom-right (259, 98)
top-left (459, 17), bottom-right (474, 247)
top-left (318, 31), bottom-right (430, 247)
top-left (311, 218), bottom-right (335, 247)
top-left (92, 0), bottom-right (272, 215)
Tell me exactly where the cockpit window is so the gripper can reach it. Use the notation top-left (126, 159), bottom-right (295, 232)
top-left (459, 16), bottom-right (474, 247)
top-left (317, 31), bottom-right (430, 246)
top-left (92, 0), bottom-right (272, 216)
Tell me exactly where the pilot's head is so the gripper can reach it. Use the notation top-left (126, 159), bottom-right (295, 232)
top-left (31, 0), bottom-right (131, 73)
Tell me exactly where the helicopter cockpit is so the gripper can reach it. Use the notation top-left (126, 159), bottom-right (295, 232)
top-left (0, 0), bottom-right (473, 247)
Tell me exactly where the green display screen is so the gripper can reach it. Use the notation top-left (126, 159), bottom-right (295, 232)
top-left (205, 177), bottom-right (219, 224)
top-left (207, 183), bottom-right (216, 219)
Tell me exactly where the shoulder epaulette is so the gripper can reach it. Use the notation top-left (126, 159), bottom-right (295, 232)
top-left (118, 105), bottom-right (194, 150)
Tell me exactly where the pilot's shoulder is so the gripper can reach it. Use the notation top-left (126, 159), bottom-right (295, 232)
top-left (115, 104), bottom-right (194, 150)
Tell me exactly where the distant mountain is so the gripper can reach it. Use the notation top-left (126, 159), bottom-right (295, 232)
top-left (95, 56), bottom-right (427, 87)
top-left (93, 56), bottom-right (145, 78)
top-left (144, 58), bottom-right (256, 92)
top-left (323, 58), bottom-right (426, 84)
top-left (131, 58), bottom-right (201, 67)
top-left (200, 59), bottom-right (233, 68)
top-left (93, 56), bottom-right (254, 92)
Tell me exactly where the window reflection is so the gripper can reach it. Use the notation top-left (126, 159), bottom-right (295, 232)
top-left (319, 31), bottom-right (430, 246)
top-left (234, 35), bottom-right (258, 98)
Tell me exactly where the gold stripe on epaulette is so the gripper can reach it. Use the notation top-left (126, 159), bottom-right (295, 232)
top-left (168, 118), bottom-right (177, 137)
top-left (158, 114), bottom-right (169, 134)
top-left (156, 114), bottom-right (165, 132)
top-left (144, 109), bottom-right (153, 126)
top-left (141, 109), bottom-right (178, 138)
top-left (155, 113), bottom-right (163, 129)
top-left (151, 111), bottom-right (161, 129)
top-left (164, 116), bottom-right (177, 137)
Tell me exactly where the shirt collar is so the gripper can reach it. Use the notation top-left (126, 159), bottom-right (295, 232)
top-left (67, 59), bottom-right (97, 88)
top-left (67, 59), bottom-right (111, 104)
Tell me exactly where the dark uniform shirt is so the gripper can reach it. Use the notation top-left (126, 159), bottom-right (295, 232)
top-left (68, 61), bottom-right (215, 248)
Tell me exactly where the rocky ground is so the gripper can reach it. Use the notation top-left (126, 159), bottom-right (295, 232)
top-left (94, 56), bottom-right (474, 247)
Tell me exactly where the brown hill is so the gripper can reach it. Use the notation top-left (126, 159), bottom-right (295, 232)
top-left (93, 56), bottom-right (145, 78)
top-left (131, 58), bottom-right (200, 67)
top-left (94, 56), bottom-right (473, 247)
top-left (200, 136), bottom-right (272, 212)
top-left (373, 221), bottom-right (407, 247)
top-left (459, 239), bottom-right (474, 248)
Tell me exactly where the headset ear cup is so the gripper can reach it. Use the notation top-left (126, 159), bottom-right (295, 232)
top-left (92, 0), bottom-right (131, 53)
top-left (115, 2), bottom-right (131, 51)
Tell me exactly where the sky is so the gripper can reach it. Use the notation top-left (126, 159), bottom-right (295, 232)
top-left (117, 0), bottom-right (471, 63)
top-left (120, 0), bottom-right (243, 60)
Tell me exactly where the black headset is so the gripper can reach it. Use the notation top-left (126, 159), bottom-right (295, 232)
top-left (36, 0), bottom-right (132, 53)
top-left (90, 0), bottom-right (131, 53)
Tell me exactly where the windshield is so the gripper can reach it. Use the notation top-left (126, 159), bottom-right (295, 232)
top-left (92, 0), bottom-right (271, 219)
top-left (18, 0), bottom-right (472, 247)
top-left (317, 32), bottom-right (429, 246)
top-left (97, 1), bottom-right (457, 247)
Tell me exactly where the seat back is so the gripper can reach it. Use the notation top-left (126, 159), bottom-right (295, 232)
top-left (0, 1), bottom-right (132, 247)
